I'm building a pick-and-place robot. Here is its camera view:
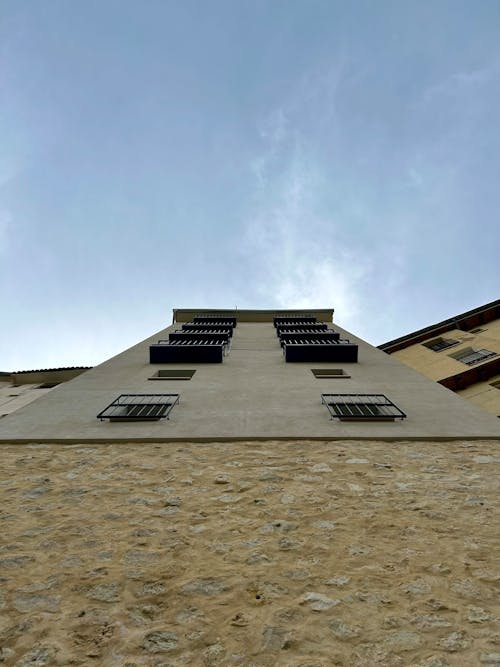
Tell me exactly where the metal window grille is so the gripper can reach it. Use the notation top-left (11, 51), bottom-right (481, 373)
top-left (277, 324), bottom-right (329, 334)
top-left (278, 331), bottom-right (340, 346)
top-left (181, 323), bottom-right (235, 336)
top-left (321, 394), bottom-right (406, 421)
top-left (455, 349), bottom-right (496, 366)
top-left (276, 324), bottom-right (329, 337)
top-left (424, 338), bottom-right (459, 352)
top-left (166, 330), bottom-right (231, 344)
top-left (97, 394), bottom-right (180, 421)
top-left (281, 337), bottom-right (348, 346)
top-left (193, 316), bottom-right (237, 327)
top-left (159, 339), bottom-right (227, 347)
top-left (274, 317), bottom-right (318, 328)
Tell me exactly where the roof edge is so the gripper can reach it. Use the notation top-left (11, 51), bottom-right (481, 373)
top-left (379, 299), bottom-right (500, 353)
top-left (172, 308), bottom-right (334, 323)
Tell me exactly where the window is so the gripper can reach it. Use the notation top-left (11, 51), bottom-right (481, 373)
top-left (321, 394), bottom-right (406, 421)
top-left (449, 348), bottom-right (497, 366)
top-left (149, 369), bottom-right (196, 381)
top-left (312, 368), bottom-right (350, 379)
top-left (97, 394), bottom-right (179, 421)
top-left (470, 328), bottom-right (486, 334)
top-left (36, 382), bottom-right (60, 389)
top-left (423, 337), bottom-right (459, 352)
top-left (489, 379), bottom-right (500, 390)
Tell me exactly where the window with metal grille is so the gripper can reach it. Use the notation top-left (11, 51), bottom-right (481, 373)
top-left (273, 315), bottom-right (318, 327)
top-left (181, 322), bottom-right (234, 336)
top-left (193, 315), bottom-right (237, 327)
top-left (450, 348), bottom-right (497, 366)
top-left (97, 394), bottom-right (179, 421)
top-left (321, 394), bottom-right (406, 421)
top-left (423, 337), bottom-right (459, 352)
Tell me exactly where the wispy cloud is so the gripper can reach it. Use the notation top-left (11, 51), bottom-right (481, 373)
top-left (423, 61), bottom-right (500, 103)
top-left (243, 100), bottom-right (369, 328)
top-left (0, 209), bottom-right (11, 255)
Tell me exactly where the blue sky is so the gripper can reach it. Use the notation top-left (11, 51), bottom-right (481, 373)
top-left (1, 0), bottom-right (499, 369)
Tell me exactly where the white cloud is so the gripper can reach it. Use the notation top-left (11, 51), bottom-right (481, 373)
top-left (243, 117), bottom-right (369, 327)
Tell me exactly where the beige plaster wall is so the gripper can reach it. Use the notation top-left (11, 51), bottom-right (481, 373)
top-left (0, 370), bottom-right (90, 418)
top-left (0, 381), bottom-right (54, 417)
top-left (1, 321), bottom-right (499, 441)
top-left (0, 439), bottom-right (499, 666)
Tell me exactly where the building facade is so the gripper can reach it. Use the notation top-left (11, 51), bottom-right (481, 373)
top-left (0, 308), bottom-right (499, 441)
top-left (1, 309), bottom-right (499, 666)
top-left (379, 299), bottom-right (500, 418)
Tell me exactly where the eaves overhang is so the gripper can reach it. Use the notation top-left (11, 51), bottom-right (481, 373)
top-left (438, 356), bottom-right (500, 392)
top-left (379, 299), bottom-right (500, 353)
top-left (172, 308), bottom-right (335, 323)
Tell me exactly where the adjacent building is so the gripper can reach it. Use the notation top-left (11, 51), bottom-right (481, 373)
top-left (0, 366), bottom-right (90, 418)
top-left (379, 299), bottom-right (500, 418)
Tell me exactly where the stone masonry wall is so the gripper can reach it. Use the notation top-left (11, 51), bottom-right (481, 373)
top-left (0, 439), bottom-right (499, 667)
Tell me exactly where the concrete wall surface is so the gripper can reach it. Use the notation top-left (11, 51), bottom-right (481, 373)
top-left (0, 319), bottom-right (499, 441)
top-left (0, 381), bottom-right (58, 417)
top-left (0, 438), bottom-right (499, 665)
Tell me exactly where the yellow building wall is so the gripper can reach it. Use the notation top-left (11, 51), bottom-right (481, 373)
top-left (458, 373), bottom-right (500, 417)
top-left (392, 319), bottom-right (500, 417)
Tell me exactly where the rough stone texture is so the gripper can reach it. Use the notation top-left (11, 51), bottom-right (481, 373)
top-left (0, 439), bottom-right (499, 666)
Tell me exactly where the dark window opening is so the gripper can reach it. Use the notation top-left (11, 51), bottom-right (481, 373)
top-left (423, 337), bottom-right (459, 352)
top-left (312, 368), bottom-right (350, 378)
top-left (149, 369), bottom-right (196, 380)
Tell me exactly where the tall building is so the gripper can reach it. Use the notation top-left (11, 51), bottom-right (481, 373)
top-left (1, 308), bottom-right (498, 441)
top-left (379, 299), bottom-right (500, 418)
top-left (0, 309), bottom-right (499, 666)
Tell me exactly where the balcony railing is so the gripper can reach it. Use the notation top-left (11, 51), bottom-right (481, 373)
top-left (321, 394), bottom-right (406, 421)
top-left (273, 316), bottom-right (358, 363)
top-left (97, 394), bottom-right (180, 421)
top-left (150, 339), bottom-right (225, 363)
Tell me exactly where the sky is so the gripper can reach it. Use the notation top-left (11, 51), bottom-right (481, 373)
top-left (1, 0), bottom-right (499, 370)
